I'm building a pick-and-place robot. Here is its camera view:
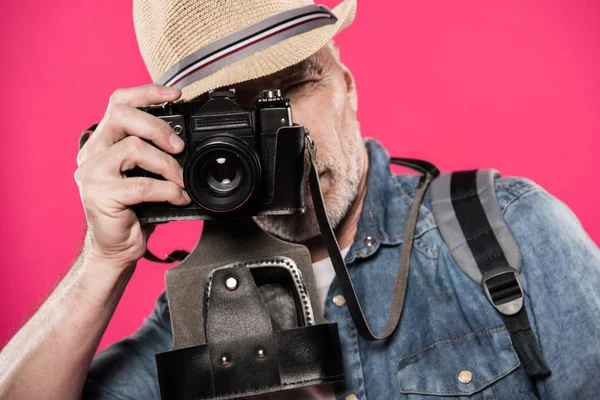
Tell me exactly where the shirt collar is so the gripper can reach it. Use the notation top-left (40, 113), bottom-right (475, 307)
top-left (345, 139), bottom-right (436, 263)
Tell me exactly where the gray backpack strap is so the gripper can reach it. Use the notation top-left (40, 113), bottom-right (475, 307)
top-left (429, 169), bottom-right (551, 380)
top-left (430, 169), bottom-right (521, 283)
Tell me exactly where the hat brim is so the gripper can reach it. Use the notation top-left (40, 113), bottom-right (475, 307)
top-left (177, 0), bottom-right (356, 101)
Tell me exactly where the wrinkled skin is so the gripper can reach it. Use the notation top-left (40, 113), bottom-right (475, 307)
top-left (220, 43), bottom-right (368, 243)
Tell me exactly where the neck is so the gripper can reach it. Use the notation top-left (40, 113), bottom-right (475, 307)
top-left (304, 151), bottom-right (370, 262)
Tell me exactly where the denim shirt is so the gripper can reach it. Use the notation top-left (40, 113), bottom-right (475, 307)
top-left (84, 140), bottom-right (600, 400)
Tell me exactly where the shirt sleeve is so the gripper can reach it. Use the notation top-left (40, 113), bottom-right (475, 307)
top-left (82, 291), bottom-right (172, 400)
top-left (503, 181), bottom-right (600, 399)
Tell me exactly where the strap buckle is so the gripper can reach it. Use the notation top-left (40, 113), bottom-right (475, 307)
top-left (482, 266), bottom-right (524, 316)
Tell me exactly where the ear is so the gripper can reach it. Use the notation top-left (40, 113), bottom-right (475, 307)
top-left (328, 41), bottom-right (358, 112)
top-left (341, 62), bottom-right (358, 113)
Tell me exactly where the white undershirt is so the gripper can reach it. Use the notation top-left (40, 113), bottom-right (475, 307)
top-left (311, 247), bottom-right (351, 313)
top-left (257, 247), bottom-right (351, 400)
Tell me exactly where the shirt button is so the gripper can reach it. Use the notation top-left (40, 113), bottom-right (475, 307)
top-left (364, 236), bottom-right (376, 247)
top-left (333, 294), bottom-right (346, 307)
top-left (458, 369), bottom-right (473, 384)
top-left (345, 393), bottom-right (358, 400)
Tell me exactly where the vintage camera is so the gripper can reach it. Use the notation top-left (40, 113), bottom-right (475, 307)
top-left (131, 89), bottom-right (306, 223)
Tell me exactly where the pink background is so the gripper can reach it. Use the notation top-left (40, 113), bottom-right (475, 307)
top-left (1, 1), bottom-right (598, 352)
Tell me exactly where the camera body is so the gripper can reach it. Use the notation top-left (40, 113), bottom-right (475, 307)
top-left (130, 89), bottom-right (306, 223)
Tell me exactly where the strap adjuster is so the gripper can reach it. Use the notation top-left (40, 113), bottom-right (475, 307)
top-left (482, 266), bottom-right (524, 316)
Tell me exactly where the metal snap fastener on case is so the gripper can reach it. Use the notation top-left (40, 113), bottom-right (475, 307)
top-left (225, 277), bottom-right (238, 291)
top-left (257, 348), bottom-right (266, 359)
top-left (364, 236), bottom-right (375, 247)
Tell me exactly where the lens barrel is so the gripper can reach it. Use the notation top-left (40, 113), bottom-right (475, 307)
top-left (185, 136), bottom-right (261, 212)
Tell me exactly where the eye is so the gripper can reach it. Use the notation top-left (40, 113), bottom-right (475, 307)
top-left (283, 79), bottom-right (317, 95)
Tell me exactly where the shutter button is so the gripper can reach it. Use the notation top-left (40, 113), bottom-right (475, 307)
top-left (458, 370), bottom-right (473, 384)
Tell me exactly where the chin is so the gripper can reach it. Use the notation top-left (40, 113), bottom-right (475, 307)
top-left (254, 171), bottom-right (358, 243)
top-left (253, 207), bottom-right (321, 243)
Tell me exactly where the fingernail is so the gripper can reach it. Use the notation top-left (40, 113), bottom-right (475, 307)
top-left (182, 191), bottom-right (192, 203)
top-left (161, 85), bottom-right (181, 95)
top-left (170, 134), bottom-right (185, 152)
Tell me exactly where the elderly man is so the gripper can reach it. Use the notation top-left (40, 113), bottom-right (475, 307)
top-left (1, 0), bottom-right (599, 399)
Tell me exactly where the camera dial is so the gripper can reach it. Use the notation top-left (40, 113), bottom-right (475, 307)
top-left (261, 89), bottom-right (281, 99)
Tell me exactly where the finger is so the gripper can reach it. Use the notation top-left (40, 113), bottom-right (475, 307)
top-left (79, 104), bottom-right (185, 165)
top-left (109, 136), bottom-right (184, 188)
top-left (109, 83), bottom-right (181, 108)
top-left (110, 177), bottom-right (192, 206)
top-left (77, 84), bottom-right (182, 166)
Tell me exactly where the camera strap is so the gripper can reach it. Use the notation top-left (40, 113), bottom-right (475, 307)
top-left (147, 135), bottom-right (440, 343)
top-left (305, 135), bottom-right (440, 341)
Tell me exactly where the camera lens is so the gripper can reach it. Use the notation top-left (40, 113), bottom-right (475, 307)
top-left (202, 156), bottom-right (242, 196)
top-left (185, 137), bottom-right (261, 212)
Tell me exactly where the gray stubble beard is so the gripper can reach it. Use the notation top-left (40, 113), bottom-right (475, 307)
top-left (253, 129), bottom-right (364, 244)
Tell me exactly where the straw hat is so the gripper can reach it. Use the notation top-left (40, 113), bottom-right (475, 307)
top-left (133, 0), bottom-right (356, 102)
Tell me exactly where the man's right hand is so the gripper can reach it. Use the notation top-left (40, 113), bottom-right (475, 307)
top-left (74, 83), bottom-right (192, 270)
top-left (0, 84), bottom-right (194, 400)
